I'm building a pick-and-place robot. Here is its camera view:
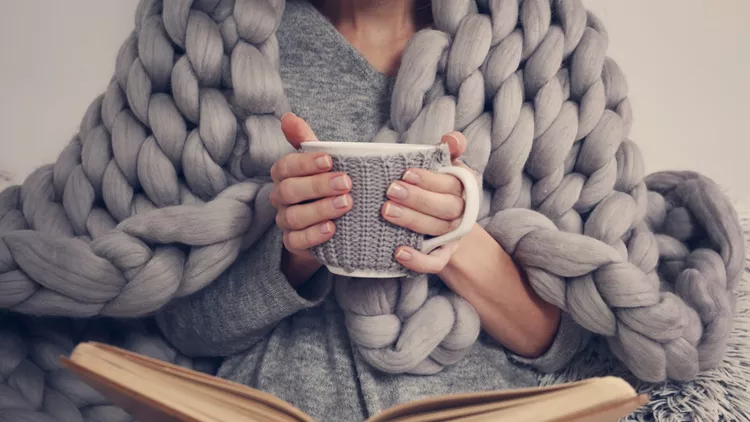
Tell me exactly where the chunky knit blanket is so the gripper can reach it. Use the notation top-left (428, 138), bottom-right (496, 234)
top-left (0, 0), bottom-right (746, 420)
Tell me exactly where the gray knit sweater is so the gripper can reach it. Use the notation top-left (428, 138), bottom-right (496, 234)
top-left (155, 1), bottom-right (592, 420)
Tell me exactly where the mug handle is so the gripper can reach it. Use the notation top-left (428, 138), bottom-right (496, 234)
top-left (420, 165), bottom-right (480, 254)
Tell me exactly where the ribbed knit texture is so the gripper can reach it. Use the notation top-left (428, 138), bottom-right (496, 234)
top-left (312, 147), bottom-right (451, 274)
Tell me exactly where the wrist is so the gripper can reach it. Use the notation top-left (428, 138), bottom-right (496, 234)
top-left (281, 248), bottom-right (322, 288)
top-left (438, 224), bottom-right (484, 296)
top-left (438, 223), bottom-right (515, 300)
top-left (439, 224), bottom-right (484, 275)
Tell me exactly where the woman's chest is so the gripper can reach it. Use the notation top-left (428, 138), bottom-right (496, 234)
top-left (280, 68), bottom-right (393, 144)
top-left (277, 25), bottom-right (394, 144)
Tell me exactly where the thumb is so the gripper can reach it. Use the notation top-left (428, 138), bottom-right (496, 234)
top-left (281, 112), bottom-right (318, 150)
top-left (440, 131), bottom-right (467, 162)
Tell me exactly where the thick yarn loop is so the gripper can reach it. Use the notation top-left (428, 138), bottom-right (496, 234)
top-left (335, 276), bottom-right (481, 375)
top-left (0, 180), bottom-right (267, 318)
top-left (0, 0), bottom-right (744, 388)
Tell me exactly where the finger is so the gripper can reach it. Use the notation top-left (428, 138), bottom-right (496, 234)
top-left (270, 191), bottom-right (281, 208)
top-left (271, 151), bottom-right (332, 183)
top-left (440, 131), bottom-right (467, 161)
top-left (386, 180), bottom-right (464, 220)
top-left (276, 172), bottom-right (351, 205)
top-left (277, 194), bottom-right (352, 230)
top-left (281, 112), bottom-right (319, 149)
top-left (400, 168), bottom-right (463, 197)
top-left (283, 221), bottom-right (335, 251)
top-left (381, 201), bottom-right (458, 236)
top-left (394, 245), bottom-right (455, 274)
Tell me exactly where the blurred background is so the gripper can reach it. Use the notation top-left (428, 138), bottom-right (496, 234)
top-left (1, 0), bottom-right (748, 201)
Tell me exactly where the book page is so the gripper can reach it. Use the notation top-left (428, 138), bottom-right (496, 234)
top-left (62, 343), bottom-right (314, 422)
top-left (448, 378), bottom-right (645, 422)
top-left (367, 378), bottom-right (640, 422)
top-left (370, 387), bottom-right (586, 422)
top-left (63, 343), bottom-right (644, 422)
top-left (63, 349), bottom-right (272, 421)
top-left (367, 378), bottom-right (599, 422)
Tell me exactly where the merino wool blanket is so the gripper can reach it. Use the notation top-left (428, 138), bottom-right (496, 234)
top-left (0, 0), bottom-right (746, 420)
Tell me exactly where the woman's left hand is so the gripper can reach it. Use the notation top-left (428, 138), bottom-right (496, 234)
top-left (382, 131), bottom-right (480, 274)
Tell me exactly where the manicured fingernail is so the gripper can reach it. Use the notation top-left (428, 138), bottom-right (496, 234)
top-left (333, 194), bottom-right (349, 208)
top-left (445, 134), bottom-right (460, 145)
top-left (330, 175), bottom-right (350, 190)
top-left (402, 170), bottom-right (421, 184)
top-left (384, 203), bottom-right (403, 217)
top-left (386, 182), bottom-right (408, 200)
top-left (315, 155), bottom-right (332, 169)
top-left (396, 248), bottom-right (412, 261)
top-left (319, 222), bottom-right (332, 234)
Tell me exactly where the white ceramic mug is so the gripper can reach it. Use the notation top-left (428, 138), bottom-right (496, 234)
top-left (301, 141), bottom-right (480, 278)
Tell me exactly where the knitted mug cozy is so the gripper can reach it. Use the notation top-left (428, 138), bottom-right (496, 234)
top-left (0, 0), bottom-right (744, 386)
top-left (311, 146), bottom-right (453, 276)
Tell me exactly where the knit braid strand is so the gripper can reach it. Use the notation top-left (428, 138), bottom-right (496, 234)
top-left (0, 0), bottom-right (744, 386)
top-left (0, 0), bottom-right (284, 317)
top-left (0, 313), bottom-right (217, 422)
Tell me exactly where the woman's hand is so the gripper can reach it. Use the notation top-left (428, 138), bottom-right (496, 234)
top-left (272, 113), bottom-right (354, 286)
top-left (384, 131), bottom-right (559, 357)
top-left (383, 131), bottom-right (480, 274)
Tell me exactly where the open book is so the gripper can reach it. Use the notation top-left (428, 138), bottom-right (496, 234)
top-left (59, 342), bottom-right (648, 422)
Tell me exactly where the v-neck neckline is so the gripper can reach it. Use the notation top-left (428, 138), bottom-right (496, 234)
top-left (295, 0), bottom-right (396, 87)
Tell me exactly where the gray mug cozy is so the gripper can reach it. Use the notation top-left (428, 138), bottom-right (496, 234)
top-left (311, 145), bottom-right (452, 276)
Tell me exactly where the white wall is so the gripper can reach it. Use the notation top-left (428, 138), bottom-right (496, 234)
top-left (0, 1), bottom-right (138, 190)
top-left (1, 0), bottom-right (748, 200)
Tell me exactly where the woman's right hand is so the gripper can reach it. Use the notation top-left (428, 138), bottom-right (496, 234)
top-left (271, 113), bottom-right (353, 286)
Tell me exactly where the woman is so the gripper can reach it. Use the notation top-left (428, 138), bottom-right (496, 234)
top-left (156, 0), bottom-right (591, 419)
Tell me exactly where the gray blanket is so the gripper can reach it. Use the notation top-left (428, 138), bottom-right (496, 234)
top-left (2, 204), bottom-right (748, 420)
top-left (538, 201), bottom-right (750, 421)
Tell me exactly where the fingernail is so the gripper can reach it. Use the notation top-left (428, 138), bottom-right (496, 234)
top-left (386, 182), bottom-right (408, 200)
top-left (384, 202), bottom-right (403, 217)
top-left (396, 248), bottom-right (412, 261)
top-left (315, 155), bottom-right (332, 170)
top-left (333, 195), bottom-right (349, 208)
top-left (402, 170), bottom-right (421, 184)
top-left (445, 134), bottom-right (461, 145)
top-left (330, 175), bottom-right (350, 190)
top-left (281, 112), bottom-right (296, 121)
top-left (319, 222), bottom-right (332, 234)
